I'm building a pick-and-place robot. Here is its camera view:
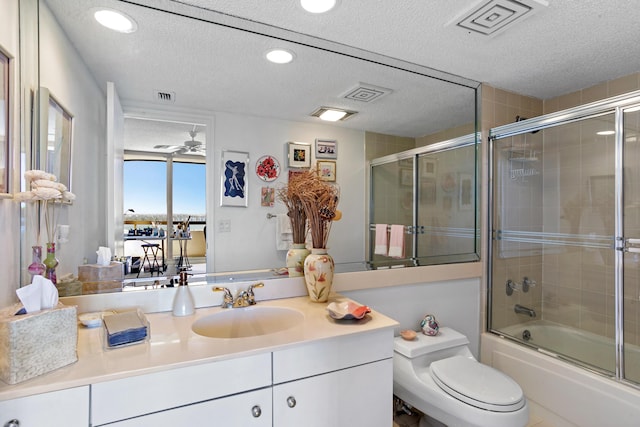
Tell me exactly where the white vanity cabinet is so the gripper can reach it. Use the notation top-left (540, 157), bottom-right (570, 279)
top-left (0, 386), bottom-right (89, 427)
top-left (91, 353), bottom-right (272, 426)
top-left (272, 328), bottom-right (394, 427)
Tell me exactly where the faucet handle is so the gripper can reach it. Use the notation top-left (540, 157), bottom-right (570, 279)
top-left (213, 286), bottom-right (234, 308)
top-left (246, 282), bottom-right (264, 305)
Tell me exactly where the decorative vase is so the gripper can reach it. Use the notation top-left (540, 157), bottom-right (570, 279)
top-left (303, 248), bottom-right (334, 302)
top-left (27, 245), bottom-right (46, 278)
top-left (286, 243), bottom-right (310, 277)
top-left (43, 242), bottom-right (59, 285)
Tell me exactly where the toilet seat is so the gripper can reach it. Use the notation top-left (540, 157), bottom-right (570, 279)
top-left (430, 356), bottom-right (525, 412)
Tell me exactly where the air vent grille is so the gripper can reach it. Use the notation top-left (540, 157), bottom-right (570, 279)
top-left (450, 0), bottom-right (548, 37)
top-left (342, 83), bottom-right (392, 103)
top-left (154, 90), bottom-right (176, 103)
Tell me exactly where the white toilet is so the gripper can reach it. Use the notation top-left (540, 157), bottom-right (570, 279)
top-left (393, 327), bottom-right (528, 427)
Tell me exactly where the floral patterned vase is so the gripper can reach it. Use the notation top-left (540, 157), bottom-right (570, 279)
top-left (286, 243), bottom-right (310, 277)
top-left (43, 242), bottom-right (59, 285)
top-left (303, 248), bottom-right (334, 302)
top-left (27, 245), bottom-right (46, 278)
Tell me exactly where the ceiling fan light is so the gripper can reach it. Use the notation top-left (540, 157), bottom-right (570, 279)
top-left (94, 9), bottom-right (137, 33)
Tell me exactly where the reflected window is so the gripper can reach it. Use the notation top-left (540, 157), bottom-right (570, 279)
top-left (1, 50), bottom-right (8, 194)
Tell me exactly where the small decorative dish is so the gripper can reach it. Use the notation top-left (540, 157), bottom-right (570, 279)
top-left (326, 301), bottom-right (371, 320)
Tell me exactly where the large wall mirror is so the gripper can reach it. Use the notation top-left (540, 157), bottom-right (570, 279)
top-left (22, 0), bottom-right (479, 291)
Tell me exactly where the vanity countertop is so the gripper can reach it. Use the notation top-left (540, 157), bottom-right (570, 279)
top-left (0, 294), bottom-right (398, 401)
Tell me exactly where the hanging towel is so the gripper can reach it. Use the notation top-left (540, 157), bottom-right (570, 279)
top-left (388, 224), bottom-right (405, 258)
top-left (374, 224), bottom-right (389, 255)
top-left (276, 214), bottom-right (293, 250)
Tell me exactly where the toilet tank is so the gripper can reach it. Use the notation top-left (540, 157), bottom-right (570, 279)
top-left (394, 327), bottom-right (472, 362)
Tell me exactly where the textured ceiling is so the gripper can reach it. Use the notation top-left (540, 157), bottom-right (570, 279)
top-left (43, 0), bottom-right (640, 151)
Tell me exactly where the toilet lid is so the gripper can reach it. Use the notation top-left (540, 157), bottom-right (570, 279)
top-left (430, 356), bottom-right (525, 412)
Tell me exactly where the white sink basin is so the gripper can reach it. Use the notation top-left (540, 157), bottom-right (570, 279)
top-left (191, 306), bottom-right (304, 338)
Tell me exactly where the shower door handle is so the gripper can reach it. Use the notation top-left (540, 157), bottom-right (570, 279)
top-left (624, 238), bottom-right (640, 252)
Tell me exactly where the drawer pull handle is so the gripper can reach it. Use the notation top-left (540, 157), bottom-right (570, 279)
top-left (251, 405), bottom-right (262, 418)
top-left (4, 420), bottom-right (20, 427)
top-left (287, 396), bottom-right (297, 408)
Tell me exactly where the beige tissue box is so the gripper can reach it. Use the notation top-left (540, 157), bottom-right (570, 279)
top-left (0, 303), bottom-right (78, 384)
top-left (78, 262), bottom-right (124, 281)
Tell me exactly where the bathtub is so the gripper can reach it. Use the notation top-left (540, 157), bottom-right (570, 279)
top-left (481, 322), bottom-right (640, 427)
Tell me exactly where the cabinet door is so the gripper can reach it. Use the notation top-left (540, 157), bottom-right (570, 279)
top-left (108, 387), bottom-right (271, 427)
top-left (0, 386), bottom-right (89, 427)
top-left (273, 358), bottom-right (392, 427)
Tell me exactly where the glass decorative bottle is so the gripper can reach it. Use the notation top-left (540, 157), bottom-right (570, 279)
top-left (27, 245), bottom-right (46, 278)
top-left (43, 242), bottom-right (59, 285)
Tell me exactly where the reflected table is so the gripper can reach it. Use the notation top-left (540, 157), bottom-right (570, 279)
top-left (175, 236), bottom-right (192, 270)
top-left (124, 235), bottom-right (166, 275)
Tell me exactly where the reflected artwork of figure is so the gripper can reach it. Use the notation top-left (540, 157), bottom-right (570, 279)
top-left (221, 150), bottom-right (249, 207)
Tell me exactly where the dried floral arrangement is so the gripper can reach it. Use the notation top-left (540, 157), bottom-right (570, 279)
top-left (292, 169), bottom-right (340, 249)
top-left (277, 173), bottom-right (308, 244)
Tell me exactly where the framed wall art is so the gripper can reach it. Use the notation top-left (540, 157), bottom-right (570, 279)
top-left (315, 139), bottom-right (337, 159)
top-left (220, 150), bottom-right (249, 207)
top-left (0, 50), bottom-right (9, 196)
top-left (40, 87), bottom-right (73, 194)
top-left (317, 160), bottom-right (336, 182)
top-left (287, 141), bottom-right (311, 168)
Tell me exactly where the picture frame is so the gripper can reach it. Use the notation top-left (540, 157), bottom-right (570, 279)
top-left (420, 157), bottom-right (437, 179)
top-left (317, 160), bottom-right (336, 182)
top-left (40, 87), bottom-right (74, 195)
top-left (287, 141), bottom-right (311, 168)
top-left (220, 150), bottom-right (249, 207)
top-left (261, 186), bottom-right (275, 207)
top-left (315, 139), bottom-right (337, 159)
top-left (399, 167), bottom-right (412, 187)
top-left (0, 50), bottom-right (9, 196)
top-left (458, 173), bottom-right (473, 211)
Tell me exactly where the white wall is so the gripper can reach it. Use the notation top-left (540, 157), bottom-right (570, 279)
top-left (212, 112), bottom-right (366, 272)
top-left (0, 0), bottom-right (21, 307)
top-left (344, 277), bottom-right (481, 357)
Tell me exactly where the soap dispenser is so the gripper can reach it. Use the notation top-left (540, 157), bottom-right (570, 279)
top-left (172, 269), bottom-right (195, 316)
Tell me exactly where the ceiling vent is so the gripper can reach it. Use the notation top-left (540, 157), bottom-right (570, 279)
top-left (154, 90), bottom-right (176, 103)
top-left (342, 83), bottom-right (392, 103)
top-left (449, 0), bottom-right (548, 37)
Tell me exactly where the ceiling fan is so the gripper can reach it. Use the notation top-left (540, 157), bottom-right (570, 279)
top-left (154, 129), bottom-right (205, 155)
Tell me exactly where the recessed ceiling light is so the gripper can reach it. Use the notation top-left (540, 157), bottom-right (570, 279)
top-left (265, 49), bottom-right (295, 64)
top-left (300, 0), bottom-right (337, 14)
top-left (310, 107), bottom-right (357, 122)
top-left (94, 9), bottom-right (137, 33)
top-left (596, 130), bottom-right (615, 136)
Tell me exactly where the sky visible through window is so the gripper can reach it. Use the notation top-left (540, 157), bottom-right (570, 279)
top-left (124, 160), bottom-right (205, 216)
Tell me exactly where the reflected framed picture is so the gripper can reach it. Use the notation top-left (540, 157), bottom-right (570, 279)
top-left (261, 186), bottom-right (275, 207)
top-left (315, 139), bottom-right (337, 159)
top-left (288, 141), bottom-right (311, 168)
top-left (40, 87), bottom-right (73, 194)
top-left (0, 50), bottom-right (9, 196)
top-left (317, 160), bottom-right (336, 182)
top-left (458, 173), bottom-right (473, 211)
top-left (220, 150), bottom-right (249, 207)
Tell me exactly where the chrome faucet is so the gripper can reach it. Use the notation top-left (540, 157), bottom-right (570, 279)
top-left (213, 287), bottom-right (234, 308)
top-left (212, 282), bottom-right (265, 308)
top-left (514, 304), bottom-right (536, 317)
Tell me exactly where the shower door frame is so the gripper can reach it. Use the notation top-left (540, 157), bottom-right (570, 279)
top-left (488, 89), bottom-right (640, 388)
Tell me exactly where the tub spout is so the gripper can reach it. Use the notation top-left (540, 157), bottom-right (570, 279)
top-left (514, 304), bottom-right (536, 317)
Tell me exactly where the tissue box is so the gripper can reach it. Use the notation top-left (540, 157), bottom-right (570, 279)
top-left (78, 262), bottom-right (124, 281)
top-left (0, 303), bottom-right (78, 384)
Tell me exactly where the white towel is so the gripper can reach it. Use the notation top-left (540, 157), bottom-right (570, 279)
top-left (388, 224), bottom-right (405, 258)
top-left (276, 214), bottom-right (293, 250)
top-left (374, 224), bottom-right (388, 255)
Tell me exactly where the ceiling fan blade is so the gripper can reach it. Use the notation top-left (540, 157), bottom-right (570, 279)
top-left (154, 144), bottom-right (182, 150)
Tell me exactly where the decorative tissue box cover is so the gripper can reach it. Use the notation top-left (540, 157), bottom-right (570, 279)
top-left (0, 303), bottom-right (78, 384)
top-left (78, 262), bottom-right (124, 282)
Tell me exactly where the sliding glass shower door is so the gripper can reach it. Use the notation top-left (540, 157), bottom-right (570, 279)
top-left (489, 91), bottom-right (640, 387)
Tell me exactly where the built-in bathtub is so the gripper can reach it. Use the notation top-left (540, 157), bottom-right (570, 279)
top-left (481, 321), bottom-right (640, 427)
